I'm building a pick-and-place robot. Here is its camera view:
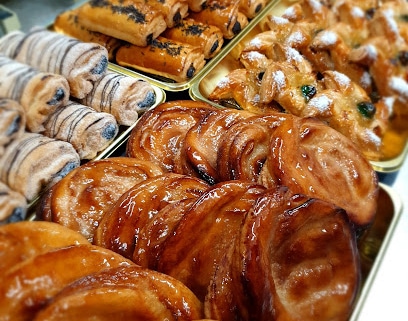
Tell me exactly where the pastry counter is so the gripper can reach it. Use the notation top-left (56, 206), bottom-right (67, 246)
top-left (1, 0), bottom-right (408, 320)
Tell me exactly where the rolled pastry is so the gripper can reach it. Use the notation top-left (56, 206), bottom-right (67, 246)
top-left (115, 37), bottom-right (206, 82)
top-left (0, 182), bottom-right (27, 225)
top-left (144, 0), bottom-right (189, 28)
top-left (0, 99), bottom-right (25, 157)
top-left (189, 1), bottom-right (249, 39)
top-left (79, 71), bottom-right (157, 126)
top-left (237, 0), bottom-right (268, 18)
top-left (43, 101), bottom-right (119, 160)
top-left (53, 8), bottom-right (124, 60)
top-left (187, 0), bottom-right (207, 12)
top-left (76, 0), bottom-right (167, 47)
top-left (0, 29), bottom-right (109, 99)
top-left (162, 18), bottom-right (224, 59)
top-left (0, 132), bottom-right (80, 201)
top-left (0, 55), bottom-right (70, 133)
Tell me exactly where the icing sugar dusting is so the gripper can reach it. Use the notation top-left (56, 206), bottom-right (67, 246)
top-left (389, 76), bottom-right (408, 99)
top-left (270, 16), bottom-right (290, 26)
top-left (286, 30), bottom-right (306, 47)
top-left (331, 71), bottom-right (351, 87)
top-left (316, 30), bottom-right (338, 47)
top-left (351, 6), bottom-right (364, 19)
top-left (272, 70), bottom-right (286, 90)
top-left (283, 6), bottom-right (297, 19)
top-left (308, 94), bottom-right (332, 113)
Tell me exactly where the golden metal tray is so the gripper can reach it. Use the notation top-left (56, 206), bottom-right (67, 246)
top-left (189, 0), bottom-right (408, 172)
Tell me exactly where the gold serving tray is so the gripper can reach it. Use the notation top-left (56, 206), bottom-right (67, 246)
top-left (189, 0), bottom-right (408, 172)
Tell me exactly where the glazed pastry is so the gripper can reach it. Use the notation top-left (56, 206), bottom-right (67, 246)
top-left (0, 244), bottom-right (134, 320)
top-left (79, 71), bottom-right (157, 126)
top-left (53, 8), bottom-right (124, 60)
top-left (189, 0), bottom-right (249, 39)
top-left (33, 265), bottom-right (204, 321)
top-left (0, 55), bottom-right (69, 133)
top-left (95, 173), bottom-right (210, 259)
top-left (0, 221), bottom-right (89, 275)
top-left (126, 100), bottom-right (217, 174)
top-left (115, 37), bottom-right (206, 82)
top-left (39, 157), bottom-right (164, 243)
top-left (0, 99), bottom-right (25, 157)
top-left (0, 29), bottom-right (108, 99)
top-left (187, 0), bottom-right (207, 12)
top-left (162, 18), bottom-right (224, 59)
top-left (76, 0), bottom-right (167, 47)
top-left (0, 182), bottom-right (27, 225)
top-left (43, 100), bottom-right (119, 160)
top-left (144, 0), bottom-right (189, 28)
top-left (0, 132), bottom-right (80, 201)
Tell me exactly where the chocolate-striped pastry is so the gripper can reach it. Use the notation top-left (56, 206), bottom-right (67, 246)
top-left (79, 71), bottom-right (156, 126)
top-left (162, 18), bottom-right (224, 59)
top-left (43, 101), bottom-right (119, 160)
top-left (0, 29), bottom-right (108, 99)
top-left (0, 99), bottom-right (25, 157)
top-left (0, 132), bottom-right (80, 201)
top-left (53, 8), bottom-right (124, 60)
top-left (145, 0), bottom-right (189, 28)
top-left (76, 0), bottom-right (167, 47)
top-left (115, 37), bottom-right (206, 82)
top-left (189, 0), bottom-right (248, 39)
top-left (0, 55), bottom-right (69, 133)
top-left (0, 182), bottom-right (27, 225)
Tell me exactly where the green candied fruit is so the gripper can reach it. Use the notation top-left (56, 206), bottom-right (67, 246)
top-left (357, 101), bottom-right (376, 118)
top-left (301, 85), bottom-right (317, 102)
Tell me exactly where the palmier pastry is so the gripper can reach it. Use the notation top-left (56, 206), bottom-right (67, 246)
top-left (76, 0), bottom-right (167, 47)
top-left (0, 132), bottom-right (80, 201)
top-left (43, 101), bottom-right (118, 160)
top-left (0, 55), bottom-right (69, 133)
top-left (33, 265), bottom-right (204, 321)
top-left (115, 37), bottom-right (206, 82)
top-left (95, 173), bottom-right (210, 259)
top-left (79, 71), bottom-right (157, 126)
top-left (53, 8), bottom-right (124, 60)
top-left (38, 157), bottom-right (164, 243)
top-left (189, 0), bottom-right (249, 39)
top-left (162, 18), bottom-right (224, 59)
top-left (0, 29), bottom-right (108, 99)
top-left (0, 182), bottom-right (27, 225)
top-left (0, 99), bottom-right (25, 157)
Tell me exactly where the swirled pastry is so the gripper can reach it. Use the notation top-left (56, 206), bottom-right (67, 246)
top-left (0, 132), bottom-right (80, 201)
top-left (38, 157), bottom-right (164, 243)
top-left (0, 55), bottom-right (69, 133)
top-left (0, 182), bottom-right (27, 225)
top-left (0, 29), bottom-right (108, 99)
top-left (43, 101), bottom-right (118, 160)
top-left (0, 99), bottom-right (25, 157)
top-left (79, 71), bottom-right (156, 126)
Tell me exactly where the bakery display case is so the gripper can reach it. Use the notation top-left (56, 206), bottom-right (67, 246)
top-left (1, 0), bottom-right (408, 320)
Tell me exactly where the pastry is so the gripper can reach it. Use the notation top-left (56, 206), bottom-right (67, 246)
top-left (38, 157), bottom-right (164, 243)
top-left (115, 36), bottom-right (206, 82)
top-left (43, 100), bottom-right (119, 160)
top-left (53, 8), bottom-right (124, 60)
top-left (143, 0), bottom-right (189, 28)
top-left (0, 182), bottom-right (27, 225)
top-left (189, 0), bottom-right (249, 39)
top-left (0, 132), bottom-right (80, 201)
top-left (0, 98), bottom-right (25, 157)
top-left (0, 55), bottom-right (69, 133)
top-left (162, 18), bottom-right (224, 59)
top-left (76, 0), bottom-right (167, 47)
top-left (0, 29), bottom-right (108, 99)
top-left (79, 71), bottom-right (157, 126)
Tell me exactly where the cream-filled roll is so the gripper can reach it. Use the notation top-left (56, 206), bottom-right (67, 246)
top-left (0, 55), bottom-right (69, 133)
top-left (79, 71), bottom-right (157, 126)
top-left (0, 99), bottom-right (25, 157)
top-left (43, 101), bottom-right (119, 160)
top-left (0, 29), bottom-right (108, 99)
top-left (0, 132), bottom-right (80, 201)
top-left (0, 182), bottom-right (27, 225)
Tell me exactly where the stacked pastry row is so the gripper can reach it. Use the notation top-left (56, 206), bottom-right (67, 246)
top-left (0, 221), bottom-right (205, 320)
top-left (0, 28), bottom-right (157, 224)
top-left (52, 0), bottom-right (271, 82)
top-left (208, 0), bottom-right (408, 161)
top-left (37, 100), bottom-right (379, 320)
